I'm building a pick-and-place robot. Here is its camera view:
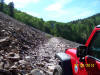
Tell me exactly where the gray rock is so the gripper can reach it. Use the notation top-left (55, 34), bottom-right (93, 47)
top-left (4, 60), bottom-right (10, 69)
top-left (0, 37), bottom-right (9, 43)
top-left (0, 62), bottom-right (4, 69)
top-left (10, 65), bottom-right (17, 69)
top-left (7, 52), bottom-right (20, 61)
top-left (31, 69), bottom-right (43, 75)
top-left (19, 60), bottom-right (27, 65)
top-left (47, 65), bottom-right (55, 72)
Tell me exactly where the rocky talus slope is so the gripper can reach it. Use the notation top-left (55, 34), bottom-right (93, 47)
top-left (0, 12), bottom-right (79, 75)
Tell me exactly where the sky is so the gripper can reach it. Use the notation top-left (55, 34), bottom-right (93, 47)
top-left (5, 0), bottom-right (100, 23)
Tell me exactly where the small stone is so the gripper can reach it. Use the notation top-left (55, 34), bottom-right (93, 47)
top-left (4, 60), bottom-right (10, 69)
top-left (36, 63), bottom-right (44, 67)
top-left (19, 60), bottom-right (27, 65)
top-left (47, 65), bottom-right (55, 72)
top-left (0, 56), bottom-right (3, 60)
top-left (0, 37), bottom-right (9, 43)
top-left (10, 65), bottom-right (17, 69)
top-left (25, 56), bottom-right (30, 59)
top-left (1, 30), bottom-right (5, 32)
top-left (31, 69), bottom-right (43, 75)
top-left (25, 74), bottom-right (30, 75)
top-left (0, 62), bottom-right (4, 69)
top-left (8, 52), bottom-right (20, 61)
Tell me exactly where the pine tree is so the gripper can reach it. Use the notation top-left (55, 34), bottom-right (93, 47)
top-left (9, 2), bottom-right (14, 17)
top-left (0, 0), bottom-right (4, 11)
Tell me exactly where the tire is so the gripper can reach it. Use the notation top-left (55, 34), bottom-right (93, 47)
top-left (53, 65), bottom-right (63, 75)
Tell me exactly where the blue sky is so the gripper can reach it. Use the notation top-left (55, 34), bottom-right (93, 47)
top-left (5, 0), bottom-right (100, 23)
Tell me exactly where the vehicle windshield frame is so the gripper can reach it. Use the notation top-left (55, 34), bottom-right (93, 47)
top-left (87, 31), bottom-right (100, 61)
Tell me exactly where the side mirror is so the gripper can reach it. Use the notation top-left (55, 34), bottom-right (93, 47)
top-left (77, 45), bottom-right (87, 57)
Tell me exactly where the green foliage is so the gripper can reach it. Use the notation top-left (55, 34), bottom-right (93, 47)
top-left (1, 2), bottom-right (100, 44)
top-left (3, 4), bottom-right (9, 15)
top-left (51, 15), bottom-right (100, 44)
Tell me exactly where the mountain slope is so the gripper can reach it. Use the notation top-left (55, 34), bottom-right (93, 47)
top-left (0, 12), bottom-right (79, 75)
top-left (1, 3), bottom-right (100, 44)
top-left (0, 12), bottom-right (48, 75)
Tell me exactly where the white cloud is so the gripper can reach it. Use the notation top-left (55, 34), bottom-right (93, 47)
top-left (45, 3), bottom-right (62, 11)
top-left (5, 0), bottom-right (40, 8)
top-left (45, 0), bottom-right (72, 12)
top-left (45, 0), bottom-right (73, 22)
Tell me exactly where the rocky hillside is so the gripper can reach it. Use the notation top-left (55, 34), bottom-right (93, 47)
top-left (0, 12), bottom-right (79, 75)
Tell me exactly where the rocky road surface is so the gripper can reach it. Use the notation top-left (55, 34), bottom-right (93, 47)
top-left (34, 37), bottom-right (80, 75)
top-left (0, 12), bottom-right (80, 75)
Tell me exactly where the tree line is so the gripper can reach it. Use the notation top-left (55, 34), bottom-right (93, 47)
top-left (0, 0), bottom-right (14, 17)
top-left (0, 0), bottom-right (100, 44)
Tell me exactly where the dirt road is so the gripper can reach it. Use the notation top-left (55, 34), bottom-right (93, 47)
top-left (30, 37), bottom-right (80, 75)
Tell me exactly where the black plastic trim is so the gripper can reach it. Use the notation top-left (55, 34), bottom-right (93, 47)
top-left (55, 53), bottom-right (73, 75)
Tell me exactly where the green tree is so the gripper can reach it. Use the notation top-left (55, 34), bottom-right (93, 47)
top-left (0, 0), bottom-right (4, 11)
top-left (9, 2), bottom-right (14, 17)
top-left (44, 22), bottom-right (52, 34)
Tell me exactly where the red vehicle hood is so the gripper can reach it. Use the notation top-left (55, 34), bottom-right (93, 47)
top-left (65, 48), bottom-right (78, 59)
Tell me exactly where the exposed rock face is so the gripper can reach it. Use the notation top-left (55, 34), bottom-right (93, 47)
top-left (0, 12), bottom-right (80, 75)
top-left (0, 12), bottom-right (48, 75)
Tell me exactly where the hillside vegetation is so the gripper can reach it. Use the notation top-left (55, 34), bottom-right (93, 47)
top-left (0, 1), bottom-right (100, 44)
